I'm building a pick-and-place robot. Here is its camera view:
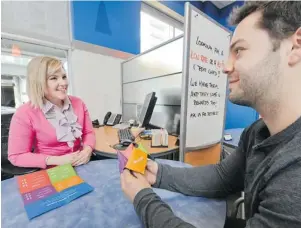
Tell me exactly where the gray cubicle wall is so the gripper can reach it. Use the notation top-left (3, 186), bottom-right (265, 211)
top-left (122, 36), bottom-right (183, 133)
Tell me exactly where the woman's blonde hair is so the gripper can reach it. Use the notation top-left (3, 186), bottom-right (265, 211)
top-left (26, 56), bottom-right (63, 108)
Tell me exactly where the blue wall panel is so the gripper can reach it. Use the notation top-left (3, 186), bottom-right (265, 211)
top-left (160, 1), bottom-right (203, 16)
top-left (225, 101), bottom-right (258, 129)
top-left (72, 1), bottom-right (141, 54)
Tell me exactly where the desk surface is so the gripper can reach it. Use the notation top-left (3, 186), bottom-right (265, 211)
top-left (94, 126), bottom-right (179, 158)
top-left (224, 128), bottom-right (244, 148)
top-left (1, 159), bottom-right (226, 228)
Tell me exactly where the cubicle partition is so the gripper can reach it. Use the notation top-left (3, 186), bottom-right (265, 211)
top-left (121, 36), bottom-right (184, 134)
top-left (121, 3), bottom-right (230, 167)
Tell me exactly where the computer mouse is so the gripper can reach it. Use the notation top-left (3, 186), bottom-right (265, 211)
top-left (120, 139), bottom-right (133, 147)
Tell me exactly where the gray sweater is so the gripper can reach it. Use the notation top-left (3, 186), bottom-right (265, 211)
top-left (133, 117), bottom-right (301, 228)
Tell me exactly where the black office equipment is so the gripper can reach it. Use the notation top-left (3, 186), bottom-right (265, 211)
top-left (103, 112), bottom-right (112, 125)
top-left (103, 112), bottom-right (122, 126)
top-left (138, 92), bottom-right (157, 128)
top-left (115, 92), bottom-right (157, 147)
top-left (92, 119), bottom-right (102, 128)
top-left (117, 129), bottom-right (135, 146)
top-left (107, 113), bottom-right (122, 126)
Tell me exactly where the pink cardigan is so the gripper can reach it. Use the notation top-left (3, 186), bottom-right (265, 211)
top-left (8, 96), bottom-right (96, 169)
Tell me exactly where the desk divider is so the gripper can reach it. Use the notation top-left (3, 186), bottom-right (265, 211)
top-left (121, 3), bottom-right (231, 166)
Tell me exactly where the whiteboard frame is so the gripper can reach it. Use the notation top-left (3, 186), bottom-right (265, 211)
top-left (180, 3), bottom-right (232, 161)
top-left (179, 3), bottom-right (191, 162)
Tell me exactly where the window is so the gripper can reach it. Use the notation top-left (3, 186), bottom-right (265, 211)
top-left (1, 38), bottom-right (68, 108)
top-left (140, 3), bottom-right (184, 53)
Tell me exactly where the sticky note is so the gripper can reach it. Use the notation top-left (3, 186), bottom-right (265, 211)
top-left (53, 176), bottom-right (84, 192)
top-left (17, 170), bottom-right (51, 194)
top-left (121, 143), bottom-right (134, 159)
top-left (22, 186), bottom-right (57, 205)
top-left (47, 164), bottom-right (77, 184)
top-left (125, 148), bottom-right (147, 174)
top-left (117, 151), bottom-right (128, 173)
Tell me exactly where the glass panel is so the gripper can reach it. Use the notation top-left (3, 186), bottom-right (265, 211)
top-left (141, 11), bottom-right (174, 52)
top-left (140, 5), bottom-right (184, 53)
top-left (1, 38), bottom-right (68, 108)
top-left (175, 28), bottom-right (184, 37)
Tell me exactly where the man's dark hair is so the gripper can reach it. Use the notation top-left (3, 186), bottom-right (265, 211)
top-left (229, 1), bottom-right (301, 50)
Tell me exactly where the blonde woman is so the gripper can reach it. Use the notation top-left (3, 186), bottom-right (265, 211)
top-left (8, 56), bottom-right (96, 168)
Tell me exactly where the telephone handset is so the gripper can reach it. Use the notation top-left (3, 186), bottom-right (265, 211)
top-left (103, 111), bottom-right (122, 126)
top-left (103, 112), bottom-right (112, 125)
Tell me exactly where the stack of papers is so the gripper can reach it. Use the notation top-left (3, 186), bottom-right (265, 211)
top-left (17, 164), bottom-right (94, 219)
top-left (151, 129), bottom-right (168, 147)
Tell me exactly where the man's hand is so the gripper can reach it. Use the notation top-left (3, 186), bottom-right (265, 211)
top-left (120, 169), bottom-right (151, 202)
top-left (144, 160), bottom-right (159, 185)
top-left (72, 146), bottom-right (93, 166)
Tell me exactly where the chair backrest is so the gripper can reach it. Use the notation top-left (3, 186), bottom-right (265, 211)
top-left (1, 112), bottom-right (13, 134)
top-left (1, 137), bottom-right (9, 164)
top-left (1, 111), bottom-right (40, 178)
top-left (230, 196), bottom-right (245, 219)
top-left (1, 113), bottom-right (13, 164)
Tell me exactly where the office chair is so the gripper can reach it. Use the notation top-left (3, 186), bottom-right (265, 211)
top-left (230, 195), bottom-right (245, 219)
top-left (1, 136), bottom-right (39, 179)
top-left (221, 145), bottom-right (236, 160)
top-left (1, 113), bottom-right (39, 180)
top-left (221, 146), bottom-right (245, 220)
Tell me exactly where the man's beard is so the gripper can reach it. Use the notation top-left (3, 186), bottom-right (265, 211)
top-left (229, 50), bottom-right (281, 111)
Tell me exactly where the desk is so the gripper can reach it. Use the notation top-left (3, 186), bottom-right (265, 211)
top-left (223, 128), bottom-right (244, 149)
top-left (1, 159), bottom-right (226, 228)
top-left (94, 126), bottom-right (179, 159)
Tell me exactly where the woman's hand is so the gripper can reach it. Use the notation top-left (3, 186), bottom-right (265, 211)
top-left (72, 146), bottom-right (93, 167)
top-left (46, 152), bottom-right (80, 166)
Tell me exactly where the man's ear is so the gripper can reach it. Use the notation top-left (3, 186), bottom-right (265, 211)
top-left (288, 27), bottom-right (301, 66)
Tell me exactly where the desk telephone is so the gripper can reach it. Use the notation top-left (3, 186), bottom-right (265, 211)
top-left (103, 112), bottom-right (122, 126)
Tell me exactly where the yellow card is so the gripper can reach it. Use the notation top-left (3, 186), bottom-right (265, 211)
top-left (125, 148), bottom-right (147, 174)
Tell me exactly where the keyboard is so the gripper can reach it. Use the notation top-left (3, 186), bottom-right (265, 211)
top-left (118, 129), bottom-right (135, 142)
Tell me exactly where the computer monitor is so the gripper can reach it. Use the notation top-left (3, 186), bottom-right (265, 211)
top-left (138, 92), bottom-right (157, 128)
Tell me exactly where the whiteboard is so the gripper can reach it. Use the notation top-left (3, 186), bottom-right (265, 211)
top-left (180, 3), bottom-right (231, 152)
